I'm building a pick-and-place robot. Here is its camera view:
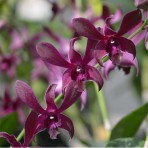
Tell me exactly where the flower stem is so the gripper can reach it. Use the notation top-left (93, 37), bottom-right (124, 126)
top-left (128, 17), bottom-right (148, 40)
top-left (55, 94), bottom-right (63, 103)
top-left (93, 83), bottom-right (111, 135)
top-left (16, 129), bottom-right (25, 142)
top-left (144, 132), bottom-right (148, 148)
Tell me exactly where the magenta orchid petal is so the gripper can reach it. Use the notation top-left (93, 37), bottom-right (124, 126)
top-left (17, 107), bottom-right (25, 123)
top-left (131, 29), bottom-right (147, 46)
top-left (45, 84), bottom-right (58, 111)
top-left (102, 60), bottom-right (116, 79)
top-left (43, 26), bottom-right (60, 42)
top-left (34, 115), bottom-right (46, 135)
top-left (36, 42), bottom-right (71, 68)
top-left (69, 38), bottom-right (83, 64)
top-left (101, 5), bottom-right (110, 20)
top-left (117, 52), bottom-right (139, 75)
top-left (62, 69), bottom-right (73, 90)
top-left (72, 18), bottom-right (104, 39)
top-left (104, 25), bottom-right (116, 36)
top-left (129, 21), bottom-right (147, 46)
top-left (145, 32), bottom-right (148, 50)
top-left (15, 80), bottom-right (46, 115)
top-left (117, 9), bottom-right (142, 36)
top-left (59, 114), bottom-right (74, 138)
top-left (57, 82), bottom-right (81, 113)
top-left (95, 50), bottom-right (108, 67)
top-left (94, 41), bottom-right (107, 66)
top-left (82, 39), bottom-right (97, 65)
top-left (10, 30), bottom-right (23, 50)
top-left (86, 65), bottom-right (104, 90)
top-left (94, 40), bottom-right (106, 51)
top-left (118, 37), bottom-right (136, 57)
top-left (0, 132), bottom-right (22, 147)
top-left (73, 81), bottom-right (86, 92)
top-left (110, 8), bottom-right (122, 24)
top-left (23, 111), bottom-right (39, 147)
top-left (80, 90), bottom-right (87, 111)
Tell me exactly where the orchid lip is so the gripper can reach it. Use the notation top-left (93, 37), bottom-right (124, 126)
top-left (76, 65), bottom-right (85, 74)
top-left (71, 65), bottom-right (86, 81)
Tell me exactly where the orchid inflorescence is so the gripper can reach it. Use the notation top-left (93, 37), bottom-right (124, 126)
top-left (0, 1), bottom-right (148, 147)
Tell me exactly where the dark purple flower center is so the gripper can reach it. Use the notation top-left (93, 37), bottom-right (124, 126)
top-left (48, 112), bottom-right (58, 122)
top-left (44, 112), bottom-right (58, 128)
top-left (71, 65), bottom-right (86, 81)
top-left (106, 37), bottom-right (120, 58)
top-left (118, 66), bottom-right (131, 75)
top-left (109, 38), bottom-right (119, 47)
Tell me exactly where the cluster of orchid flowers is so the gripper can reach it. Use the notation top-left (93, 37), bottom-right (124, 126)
top-left (0, 1), bottom-right (148, 147)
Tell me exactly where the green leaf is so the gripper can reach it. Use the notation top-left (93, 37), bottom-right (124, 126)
top-left (0, 112), bottom-right (18, 146)
top-left (106, 138), bottom-right (144, 147)
top-left (16, 61), bottom-right (33, 81)
top-left (110, 103), bottom-right (148, 140)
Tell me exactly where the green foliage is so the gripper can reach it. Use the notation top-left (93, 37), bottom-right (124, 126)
top-left (110, 103), bottom-right (148, 140)
top-left (0, 112), bottom-right (18, 146)
top-left (16, 60), bottom-right (33, 81)
top-left (106, 138), bottom-right (144, 147)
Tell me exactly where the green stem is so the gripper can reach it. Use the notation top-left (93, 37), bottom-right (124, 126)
top-left (55, 94), bottom-right (63, 103)
top-left (93, 83), bottom-right (111, 133)
top-left (95, 55), bottom-right (109, 68)
top-left (144, 132), bottom-right (148, 148)
top-left (16, 129), bottom-right (25, 142)
top-left (128, 17), bottom-right (148, 40)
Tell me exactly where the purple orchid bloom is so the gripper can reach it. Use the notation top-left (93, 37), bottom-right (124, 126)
top-left (130, 22), bottom-right (148, 51)
top-left (135, 0), bottom-right (148, 19)
top-left (134, 0), bottom-right (148, 50)
top-left (0, 111), bottom-right (40, 147)
top-left (36, 38), bottom-right (103, 92)
top-left (91, 4), bottom-right (122, 25)
top-left (72, 9), bottom-right (142, 64)
top-left (0, 87), bottom-right (25, 123)
top-left (9, 27), bottom-right (28, 51)
top-left (15, 80), bottom-right (81, 139)
top-left (102, 51), bottom-right (139, 79)
top-left (31, 59), bottom-right (86, 110)
top-left (0, 54), bottom-right (20, 78)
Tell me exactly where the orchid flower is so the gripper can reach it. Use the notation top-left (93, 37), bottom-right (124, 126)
top-left (102, 51), bottom-right (139, 79)
top-left (31, 59), bottom-right (86, 110)
top-left (0, 54), bottom-right (20, 78)
top-left (36, 38), bottom-right (103, 92)
top-left (129, 21), bottom-right (147, 47)
top-left (9, 27), bottom-right (28, 51)
top-left (91, 4), bottom-right (122, 25)
top-left (72, 9), bottom-right (142, 65)
top-left (15, 80), bottom-right (81, 139)
top-left (0, 87), bottom-right (24, 123)
top-left (135, 0), bottom-right (148, 19)
top-left (131, 1), bottom-right (148, 49)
